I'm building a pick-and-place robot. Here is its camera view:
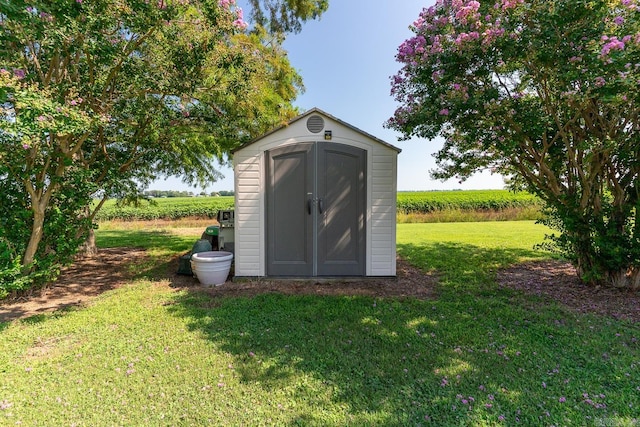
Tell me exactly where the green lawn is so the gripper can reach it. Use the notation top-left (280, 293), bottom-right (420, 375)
top-left (0, 222), bottom-right (637, 426)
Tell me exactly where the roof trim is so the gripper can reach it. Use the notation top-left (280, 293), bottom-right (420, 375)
top-left (232, 107), bottom-right (402, 153)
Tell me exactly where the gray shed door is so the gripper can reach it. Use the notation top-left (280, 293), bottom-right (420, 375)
top-left (266, 142), bottom-right (366, 276)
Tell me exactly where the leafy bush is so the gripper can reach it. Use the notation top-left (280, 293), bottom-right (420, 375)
top-left (0, 168), bottom-right (95, 298)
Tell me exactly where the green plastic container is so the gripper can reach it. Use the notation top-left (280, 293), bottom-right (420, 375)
top-left (192, 239), bottom-right (212, 254)
top-left (205, 225), bottom-right (219, 236)
top-left (177, 254), bottom-right (193, 275)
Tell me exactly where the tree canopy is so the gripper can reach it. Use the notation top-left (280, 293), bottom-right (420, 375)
top-left (0, 0), bottom-right (326, 295)
top-left (387, 0), bottom-right (639, 288)
top-left (247, 0), bottom-right (328, 34)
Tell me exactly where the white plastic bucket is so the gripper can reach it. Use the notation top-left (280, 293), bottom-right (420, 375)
top-left (190, 251), bottom-right (233, 286)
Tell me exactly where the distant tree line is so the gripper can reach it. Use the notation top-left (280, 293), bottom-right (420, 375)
top-left (143, 190), bottom-right (234, 198)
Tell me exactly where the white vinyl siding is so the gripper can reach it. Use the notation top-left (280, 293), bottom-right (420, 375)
top-left (233, 152), bottom-right (263, 276)
top-left (369, 148), bottom-right (398, 276)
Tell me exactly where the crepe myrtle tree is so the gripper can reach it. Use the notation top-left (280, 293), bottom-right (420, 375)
top-left (387, 0), bottom-right (639, 288)
top-left (0, 0), bottom-right (324, 293)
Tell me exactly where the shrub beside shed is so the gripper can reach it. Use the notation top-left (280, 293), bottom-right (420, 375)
top-left (232, 108), bottom-right (401, 278)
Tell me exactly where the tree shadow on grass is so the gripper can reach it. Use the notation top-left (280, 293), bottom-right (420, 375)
top-left (397, 241), bottom-right (549, 300)
top-left (96, 229), bottom-right (195, 281)
top-left (162, 243), bottom-right (637, 425)
top-left (169, 292), bottom-right (477, 425)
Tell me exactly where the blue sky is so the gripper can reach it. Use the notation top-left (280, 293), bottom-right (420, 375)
top-left (152, 1), bottom-right (505, 192)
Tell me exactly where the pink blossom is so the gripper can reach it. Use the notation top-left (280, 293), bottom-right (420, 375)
top-left (595, 76), bottom-right (606, 87)
top-left (601, 36), bottom-right (625, 56)
top-left (22, 144), bottom-right (30, 149)
top-left (439, 108), bottom-right (449, 116)
top-left (398, 35), bottom-right (428, 59)
top-left (500, 0), bottom-right (524, 10)
top-left (454, 1), bottom-right (481, 24)
top-left (430, 15), bottom-right (448, 28)
top-left (613, 16), bottom-right (624, 25)
top-left (14, 69), bottom-right (25, 79)
top-left (454, 31), bottom-right (480, 46)
top-left (483, 27), bottom-right (506, 45)
top-left (559, 396), bottom-right (566, 403)
top-left (233, 19), bottom-right (248, 29)
top-left (430, 35), bottom-right (442, 54)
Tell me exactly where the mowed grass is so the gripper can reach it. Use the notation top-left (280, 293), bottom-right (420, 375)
top-left (0, 222), bottom-right (638, 426)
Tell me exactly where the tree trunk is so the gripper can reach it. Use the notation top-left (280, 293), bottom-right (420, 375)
top-left (77, 228), bottom-right (98, 257)
top-left (607, 268), bottom-right (640, 290)
top-left (22, 207), bottom-right (45, 273)
top-left (574, 247), bottom-right (639, 289)
top-left (76, 205), bottom-right (98, 257)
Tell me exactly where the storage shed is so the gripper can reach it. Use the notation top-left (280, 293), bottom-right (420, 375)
top-left (232, 108), bottom-right (401, 278)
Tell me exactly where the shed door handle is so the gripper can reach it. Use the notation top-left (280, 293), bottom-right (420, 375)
top-left (307, 198), bottom-right (313, 215)
top-left (318, 198), bottom-right (324, 214)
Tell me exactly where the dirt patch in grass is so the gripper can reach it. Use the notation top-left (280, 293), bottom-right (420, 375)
top-left (0, 248), bottom-right (437, 322)
top-left (497, 260), bottom-right (640, 323)
top-left (171, 256), bottom-right (439, 300)
top-left (2, 249), bottom-right (638, 323)
top-left (0, 248), bottom-right (147, 322)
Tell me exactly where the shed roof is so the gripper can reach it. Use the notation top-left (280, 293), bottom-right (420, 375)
top-left (232, 107), bottom-right (402, 154)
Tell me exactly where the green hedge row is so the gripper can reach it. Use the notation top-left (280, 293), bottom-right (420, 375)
top-left (95, 191), bottom-right (541, 221)
top-left (396, 190), bottom-right (541, 214)
top-left (95, 196), bottom-right (235, 221)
